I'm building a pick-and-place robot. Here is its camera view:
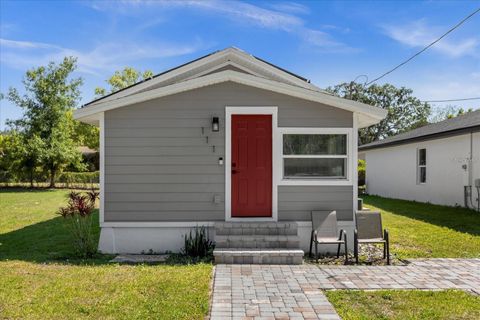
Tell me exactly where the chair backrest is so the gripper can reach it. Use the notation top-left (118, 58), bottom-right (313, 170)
top-left (356, 211), bottom-right (383, 239)
top-left (311, 211), bottom-right (338, 238)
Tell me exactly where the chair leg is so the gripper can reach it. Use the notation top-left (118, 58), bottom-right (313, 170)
top-left (336, 243), bottom-right (341, 258)
top-left (383, 242), bottom-right (386, 259)
top-left (309, 231), bottom-right (313, 258)
top-left (354, 232), bottom-right (359, 264)
top-left (344, 234), bottom-right (348, 264)
top-left (386, 239), bottom-right (390, 265)
top-left (315, 242), bottom-right (318, 263)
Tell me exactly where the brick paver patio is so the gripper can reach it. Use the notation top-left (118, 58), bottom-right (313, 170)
top-left (210, 259), bottom-right (480, 320)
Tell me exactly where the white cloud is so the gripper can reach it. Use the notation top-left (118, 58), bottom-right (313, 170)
top-left (300, 29), bottom-right (356, 53)
top-left (0, 38), bottom-right (61, 50)
top-left (382, 19), bottom-right (479, 58)
top-left (268, 2), bottom-right (310, 15)
top-left (411, 72), bottom-right (480, 111)
top-left (0, 37), bottom-right (206, 75)
top-left (86, 0), bottom-right (353, 52)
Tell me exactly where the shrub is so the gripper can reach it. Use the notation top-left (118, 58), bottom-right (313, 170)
top-left (57, 171), bottom-right (99, 186)
top-left (58, 190), bottom-right (99, 258)
top-left (358, 159), bottom-right (366, 186)
top-left (183, 226), bottom-right (215, 259)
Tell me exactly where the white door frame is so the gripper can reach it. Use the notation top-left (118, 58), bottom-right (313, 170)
top-left (225, 106), bottom-right (279, 222)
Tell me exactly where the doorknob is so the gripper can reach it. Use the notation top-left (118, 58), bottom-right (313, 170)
top-left (232, 162), bottom-right (237, 168)
top-left (232, 170), bottom-right (238, 174)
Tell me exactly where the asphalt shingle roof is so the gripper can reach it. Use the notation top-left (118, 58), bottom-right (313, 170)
top-left (359, 109), bottom-right (480, 151)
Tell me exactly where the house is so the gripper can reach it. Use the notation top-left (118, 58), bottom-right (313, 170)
top-left (74, 47), bottom-right (386, 263)
top-left (359, 110), bottom-right (480, 209)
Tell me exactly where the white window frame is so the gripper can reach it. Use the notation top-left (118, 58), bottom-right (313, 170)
top-left (277, 128), bottom-right (353, 186)
top-left (417, 148), bottom-right (427, 184)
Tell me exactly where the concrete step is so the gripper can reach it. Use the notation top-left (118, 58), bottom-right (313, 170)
top-left (213, 248), bottom-right (304, 265)
top-left (214, 222), bottom-right (298, 236)
top-left (215, 235), bottom-right (300, 249)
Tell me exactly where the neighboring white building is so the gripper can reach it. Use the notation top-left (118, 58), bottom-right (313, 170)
top-left (359, 110), bottom-right (480, 209)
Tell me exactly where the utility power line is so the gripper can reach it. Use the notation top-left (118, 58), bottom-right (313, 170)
top-left (365, 7), bottom-right (480, 85)
top-left (422, 97), bottom-right (480, 103)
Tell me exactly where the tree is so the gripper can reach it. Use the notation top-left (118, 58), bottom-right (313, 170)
top-left (70, 67), bottom-right (154, 152)
top-left (430, 105), bottom-right (474, 123)
top-left (0, 132), bottom-right (44, 187)
top-left (327, 82), bottom-right (431, 145)
top-left (95, 67), bottom-right (154, 97)
top-left (7, 57), bottom-right (84, 187)
top-left (71, 112), bottom-right (100, 150)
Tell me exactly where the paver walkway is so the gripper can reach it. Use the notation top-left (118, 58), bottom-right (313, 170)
top-left (210, 259), bottom-right (480, 320)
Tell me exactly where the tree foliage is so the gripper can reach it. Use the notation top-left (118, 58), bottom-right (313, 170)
top-left (71, 112), bottom-right (100, 150)
top-left (79, 67), bottom-right (154, 150)
top-left (6, 57), bottom-right (84, 187)
top-left (327, 82), bottom-right (431, 145)
top-left (94, 67), bottom-right (154, 97)
top-left (430, 105), bottom-right (475, 123)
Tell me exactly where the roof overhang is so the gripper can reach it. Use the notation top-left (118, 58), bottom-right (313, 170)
top-left (74, 70), bottom-right (387, 128)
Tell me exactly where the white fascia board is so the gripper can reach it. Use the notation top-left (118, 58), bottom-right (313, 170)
top-left (85, 48), bottom-right (316, 107)
top-left (74, 70), bottom-right (387, 127)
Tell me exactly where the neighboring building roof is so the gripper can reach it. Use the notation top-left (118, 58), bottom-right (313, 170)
top-left (74, 47), bottom-right (387, 128)
top-left (359, 109), bottom-right (480, 151)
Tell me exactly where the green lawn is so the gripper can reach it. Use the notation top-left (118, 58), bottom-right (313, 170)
top-left (362, 195), bottom-right (480, 258)
top-left (326, 290), bottom-right (480, 320)
top-left (0, 188), bottom-right (212, 320)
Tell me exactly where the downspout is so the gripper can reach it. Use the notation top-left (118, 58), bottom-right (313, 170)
top-left (464, 132), bottom-right (478, 210)
top-left (469, 131), bottom-right (473, 187)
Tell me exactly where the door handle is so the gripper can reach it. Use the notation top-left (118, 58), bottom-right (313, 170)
top-left (232, 170), bottom-right (238, 174)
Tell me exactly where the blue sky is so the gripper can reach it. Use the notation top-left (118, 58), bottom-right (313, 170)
top-left (1, 0), bottom-right (479, 129)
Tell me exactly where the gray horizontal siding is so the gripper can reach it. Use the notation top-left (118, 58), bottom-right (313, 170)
top-left (107, 155), bottom-right (220, 165)
top-left (107, 174), bottom-right (224, 184)
top-left (106, 211), bottom-right (224, 221)
top-left (106, 183), bottom-right (224, 193)
top-left (106, 146), bottom-right (225, 156)
top-left (105, 202), bottom-right (224, 211)
top-left (278, 186), bottom-right (353, 221)
top-left (106, 192), bottom-right (222, 202)
top-left (105, 82), bottom-right (353, 222)
top-left (106, 165), bottom-right (222, 175)
top-left (107, 137), bottom-right (224, 147)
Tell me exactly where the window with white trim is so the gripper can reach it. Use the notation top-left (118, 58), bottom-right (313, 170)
top-left (417, 148), bottom-right (427, 184)
top-left (282, 133), bottom-right (348, 179)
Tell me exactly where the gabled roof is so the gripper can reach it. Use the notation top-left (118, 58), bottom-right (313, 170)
top-left (359, 109), bottom-right (480, 151)
top-left (75, 47), bottom-right (387, 128)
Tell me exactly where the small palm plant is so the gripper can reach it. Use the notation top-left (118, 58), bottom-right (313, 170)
top-left (183, 226), bottom-right (215, 259)
top-left (58, 190), bottom-right (99, 258)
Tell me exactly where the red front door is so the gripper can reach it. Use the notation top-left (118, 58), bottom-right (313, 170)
top-left (231, 115), bottom-right (272, 217)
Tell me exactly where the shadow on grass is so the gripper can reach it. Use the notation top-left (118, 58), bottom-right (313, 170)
top-left (0, 187), bottom-right (61, 193)
top-left (0, 210), bottom-right (112, 265)
top-left (362, 195), bottom-right (480, 236)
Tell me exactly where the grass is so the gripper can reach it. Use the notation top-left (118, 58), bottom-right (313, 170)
top-left (326, 290), bottom-right (480, 320)
top-left (0, 188), bottom-right (212, 320)
top-left (362, 195), bottom-right (480, 259)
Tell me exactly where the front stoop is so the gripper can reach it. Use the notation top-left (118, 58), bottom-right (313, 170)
top-left (213, 222), bottom-right (304, 265)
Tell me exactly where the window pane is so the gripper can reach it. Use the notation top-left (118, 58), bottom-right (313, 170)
top-left (284, 158), bottom-right (346, 178)
top-left (419, 148), bottom-right (426, 165)
top-left (420, 167), bottom-right (426, 183)
top-left (283, 134), bottom-right (346, 155)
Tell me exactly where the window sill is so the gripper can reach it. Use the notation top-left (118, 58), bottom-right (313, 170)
top-left (278, 179), bottom-right (353, 186)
